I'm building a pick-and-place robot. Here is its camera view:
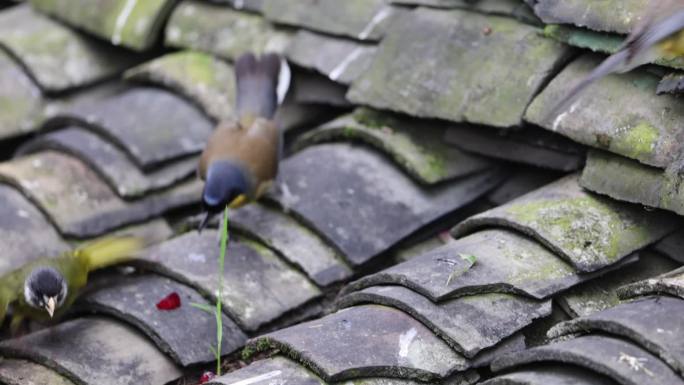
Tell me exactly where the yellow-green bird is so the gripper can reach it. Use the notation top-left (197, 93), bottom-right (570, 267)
top-left (550, 0), bottom-right (684, 116)
top-left (0, 236), bottom-right (143, 333)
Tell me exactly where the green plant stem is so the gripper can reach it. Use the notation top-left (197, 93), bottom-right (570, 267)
top-left (216, 207), bottom-right (229, 375)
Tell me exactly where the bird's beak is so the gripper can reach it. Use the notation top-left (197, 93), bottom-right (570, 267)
top-left (45, 297), bottom-right (56, 318)
top-left (198, 211), bottom-right (212, 233)
top-left (228, 194), bottom-right (247, 209)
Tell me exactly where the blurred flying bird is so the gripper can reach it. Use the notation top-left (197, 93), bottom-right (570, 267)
top-left (550, 0), bottom-right (684, 118)
top-left (197, 52), bottom-right (290, 231)
top-left (0, 236), bottom-right (143, 333)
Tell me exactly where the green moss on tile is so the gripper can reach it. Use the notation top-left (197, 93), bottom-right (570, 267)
top-left (508, 250), bottom-right (575, 285)
top-left (125, 51), bottom-right (236, 121)
top-left (31, 0), bottom-right (174, 50)
top-left (299, 109), bottom-right (493, 185)
top-left (544, 24), bottom-right (623, 53)
top-left (165, 1), bottom-right (292, 60)
top-left (240, 338), bottom-right (276, 361)
top-left (610, 122), bottom-right (659, 162)
top-left (353, 108), bottom-right (394, 128)
top-left (116, 0), bottom-right (168, 47)
top-left (506, 197), bottom-right (650, 267)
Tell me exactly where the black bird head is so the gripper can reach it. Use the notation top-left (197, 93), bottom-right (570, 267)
top-left (24, 267), bottom-right (68, 318)
top-left (199, 160), bottom-right (251, 232)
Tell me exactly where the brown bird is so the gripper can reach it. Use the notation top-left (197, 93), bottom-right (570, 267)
top-left (550, 0), bottom-right (684, 118)
top-left (197, 52), bottom-right (286, 231)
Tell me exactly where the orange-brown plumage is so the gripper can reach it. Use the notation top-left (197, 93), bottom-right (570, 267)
top-left (198, 117), bottom-right (280, 199)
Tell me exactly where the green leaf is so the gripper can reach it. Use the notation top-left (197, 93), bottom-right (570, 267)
top-left (459, 253), bottom-right (477, 265)
top-left (445, 253), bottom-right (477, 286)
top-left (189, 302), bottom-right (214, 314)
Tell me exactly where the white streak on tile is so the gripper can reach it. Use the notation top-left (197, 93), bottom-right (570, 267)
top-left (112, 0), bottom-right (138, 45)
top-left (329, 47), bottom-right (364, 82)
top-left (398, 328), bottom-right (417, 358)
top-left (225, 370), bottom-right (283, 385)
top-left (358, 7), bottom-right (392, 40)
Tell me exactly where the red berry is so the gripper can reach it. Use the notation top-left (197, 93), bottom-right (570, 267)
top-left (199, 371), bottom-right (215, 384)
top-left (156, 292), bottom-right (181, 310)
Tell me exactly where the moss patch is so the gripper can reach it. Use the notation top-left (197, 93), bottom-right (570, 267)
top-left (610, 122), bottom-right (659, 162)
top-left (506, 196), bottom-right (649, 268)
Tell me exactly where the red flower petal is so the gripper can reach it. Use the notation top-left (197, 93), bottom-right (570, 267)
top-left (156, 292), bottom-right (181, 310)
top-left (199, 371), bottom-right (215, 384)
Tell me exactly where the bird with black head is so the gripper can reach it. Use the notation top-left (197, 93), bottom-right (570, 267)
top-left (0, 236), bottom-right (143, 333)
top-left (197, 52), bottom-right (289, 231)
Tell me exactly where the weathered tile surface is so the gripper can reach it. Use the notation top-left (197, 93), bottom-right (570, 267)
top-left (346, 229), bottom-right (635, 301)
top-left (0, 50), bottom-right (44, 140)
top-left (231, 204), bottom-right (352, 287)
top-left (455, 175), bottom-right (679, 272)
top-left (287, 30), bottom-right (376, 85)
top-left (339, 286), bottom-right (551, 358)
top-left (0, 359), bottom-right (76, 385)
top-left (549, 296), bottom-right (684, 376)
top-left (209, 357), bottom-right (325, 385)
top-left (257, 305), bottom-right (468, 382)
top-left (270, 143), bottom-right (504, 266)
top-left (289, 70), bottom-right (350, 107)
top-left (261, 0), bottom-right (397, 41)
top-left (0, 317), bottom-right (182, 385)
top-left (0, 4), bottom-right (139, 92)
top-left (53, 86), bottom-right (213, 169)
top-left (0, 151), bottom-right (202, 237)
top-left (557, 251), bottom-right (680, 317)
top-left (654, 227), bottom-right (684, 264)
top-left (18, 127), bottom-right (197, 198)
top-left (296, 110), bottom-right (494, 184)
top-left (526, 55), bottom-right (684, 168)
top-left (580, 150), bottom-right (684, 216)
top-left (29, 0), bottom-right (177, 50)
top-left (482, 365), bottom-right (618, 385)
top-left (125, 50), bottom-right (236, 122)
top-left (618, 267), bottom-right (684, 300)
top-left (0, 184), bottom-right (68, 275)
top-left (165, 0), bottom-right (291, 60)
top-left (445, 125), bottom-right (585, 171)
top-left (137, 231), bottom-right (321, 331)
top-left (347, 7), bottom-right (569, 127)
top-left (392, 0), bottom-right (539, 24)
top-left (492, 335), bottom-right (684, 385)
top-left (78, 274), bottom-right (247, 367)
top-left (529, 0), bottom-right (649, 34)
top-left (658, 73), bottom-right (684, 94)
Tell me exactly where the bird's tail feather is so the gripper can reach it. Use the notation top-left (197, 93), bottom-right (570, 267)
top-left (235, 52), bottom-right (281, 123)
top-left (76, 236), bottom-right (145, 271)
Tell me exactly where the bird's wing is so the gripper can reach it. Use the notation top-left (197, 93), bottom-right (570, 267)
top-left (628, 9), bottom-right (684, 59)
top-left (547, 2), bottom-right (684, 120)
top-left (0, 267), bottom-right (28, 322)
top-left (76, 236), bottom-right (144, 272)
top-left (244, 118), bottom-right (281, 193)
top-left (546, 50), bottom-right (631, 120)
